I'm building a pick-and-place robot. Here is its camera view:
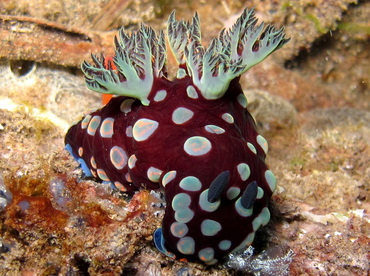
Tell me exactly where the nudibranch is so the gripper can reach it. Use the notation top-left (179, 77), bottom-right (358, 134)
top-left (65, 8), bottom-right (288, 265)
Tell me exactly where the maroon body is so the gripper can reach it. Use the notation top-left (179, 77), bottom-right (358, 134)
top-left (65, 76), bottom-right (274, 263)
top-left (65, 8), bottom-right (288, 264)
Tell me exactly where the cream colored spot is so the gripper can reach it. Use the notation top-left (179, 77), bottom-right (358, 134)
top-left (257, 135), bottom-right (268, 155)
top-left (172, 107), bottom-right (194, 125)
top-left (125, 126), bottom-right (133, 137)
top-left (114, 181), bottom-right (127, 192)
top-left (170, 222), bottom-right (188, 238)
top-left (186, 85), bottom-right (198, 99)
top-left (110, 146), bottom-right (128, 170)
top-left (247, 142), bottom-right (257, 154)
top-left (154, 90), bottom-right (167, 102)
top-left (87, 115), bottom-right (101, 136)
top-left (120, 99), bottom-right (135, 113)
top-left (125, 173), bottom-right (132, 182)
top-left (237, 163), bottom-right (250, 181)
top-left (81, 115), bottom-right (92, 129)
top-left (100, 117), bottom-right (114, 138)
top-left (133, 118), bottom-right (159, 142)
top-left (201, 219), bottom-right (221, 236)
top-left (97, 168), bottom-right (109, 182)
top-left (221, 113), bottom-right (234, 124)
top-left (204, 125), bottom-right (225, 134)
top-left (162, 171), bottom-right (177, 187)
top-left (184, 136), bottom-right (212, 156)
top-left (90, 156), bottom-right (97, 169)
top-left (252, 207), bottom-right (271, 231)
top-left (128, 154), bottom-right (137, 169)
top-left (265, 170), bottom-right (277, 192)
top-left (147, 167), bottom-right (163, 182)
top-left (237, 93), bottom-right (248, 108)
top-left (177, 237), bottom-right (195, 255)
top-left (177, 68), bottom-right (187, 79)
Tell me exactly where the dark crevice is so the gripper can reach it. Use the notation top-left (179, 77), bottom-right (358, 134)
top-left (284, 32), bottom-right (335, 70)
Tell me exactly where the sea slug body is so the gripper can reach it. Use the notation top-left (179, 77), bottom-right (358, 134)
top-left (65, 8), bottom-right (288, 264)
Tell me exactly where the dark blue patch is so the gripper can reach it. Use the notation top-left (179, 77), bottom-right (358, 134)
top-left (208, 171), bottom-right (230, 203)
top-left (153, 228), bottom-right (175, 258)
top-left (240, 181), bottom-right (258, 209)
top-left (77, 158), bottom-right (92, 177)
top-left (66, 144), bottom-right (92, 177)
top-left (65, 144), bottom-right (78, 160)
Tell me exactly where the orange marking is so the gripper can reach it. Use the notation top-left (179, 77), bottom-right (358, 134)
top-left (102, 56), bottom-right (117, 105)
top-left (102, 94), bottom-right (113, 105)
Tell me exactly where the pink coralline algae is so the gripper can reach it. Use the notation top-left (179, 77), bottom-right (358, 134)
top-left (65, 8), bottom-right (288, 264)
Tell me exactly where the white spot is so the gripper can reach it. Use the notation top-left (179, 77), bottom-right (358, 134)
top-left (257, 187), bottom-right (264, 199)
top-left (252, 207), bottom-right (271, 231)
top-left (204, 125), bottom-right (225, 134)
top-left (90, 156), bottom-right (97, 169)
top-left (172, 193), bottom-right (191, 210)
top-left (154, 90), bottom-right (167, 102)
top-left (235, 197), bottom-right (253, 217)
top-left (100, 117), bottom-right (114, 138)
top-left (147, 167), bottom-right (163, 182)
top-left (114, 181), bottom-right (127, 192)
top-left (184, 136), bottom-right (212, 156)
top-left (219, 240), bottom-right (231, 251)
top-left (231, 232), bottom-right (255, 254)
top-left (128, 154), bottom-right (137, 169)
top-left (97, 168), bottom-right (109, 182)
top-left (172, 107), bottom-right (194, 125)
top-left (177, 68), bottom-right (187, 79)
top-left (133, 118), bottom-right (159, 142)
top-left (201, 219), bottom-right (222, 236)
top-left (186, 85), bottom-right (198, 99)
top-left (170, 222), bottom-right (188, 238)
top-left (87, 115), bottom-right (101, 136)
top-left (125, 126), bottom-right (133, 137)
top-left (199, 189), bottom-right (220, 212)
top-left (265, 170), bottom-right (277, 192)
top-left (198, 247), bottom-right (216, 264)
top-left (177, 236), bottom-right (195, 255)
top-left (175, 208), bottom-right (194, 223)
top-left (257, 135), bottom-right (268, 155)
top-left (90, 169), bottom-right (97, 177)
top-left (110, 146), bottom-right (128, 170)
top-left (247, 142), bottom-right (257, 154)
top-left (81, 115), bottom-right (92, 129)
top-left (179, 176), bottom-right (202, 191)
top-left (172, 193), bottom-right (194, 223)
top-left (125, 173), bottom-right (132, 182)
top-left (162, 171), bottom-right (177, 187)
top-left (237, 94), bottom-right (248, 108)
top-left (237, 163), bottom-right (250, 181)
top-left (120, 99), bottom-right (135, 113)
top-left (226, 187), bottom-right (240, 200)
top-left (221, 113), bottom-right (234, 124)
